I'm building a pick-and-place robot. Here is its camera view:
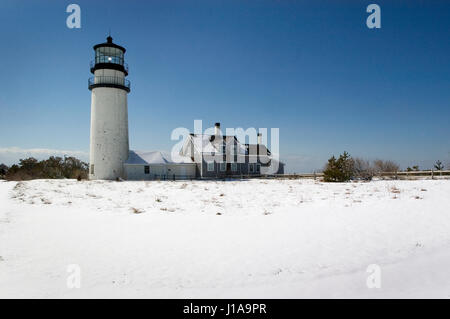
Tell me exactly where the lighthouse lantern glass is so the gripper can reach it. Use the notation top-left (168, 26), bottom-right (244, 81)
top-left (95, 46), bottom-right (124, 66)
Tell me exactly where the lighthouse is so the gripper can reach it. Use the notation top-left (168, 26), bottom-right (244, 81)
top-left (88, 36), bottom-right (130, 180)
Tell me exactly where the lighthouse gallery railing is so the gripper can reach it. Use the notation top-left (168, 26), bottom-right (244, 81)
top-left (88, 76), bottom-right (131, 92)
top-left (90, 59), bottom-right (129, 74)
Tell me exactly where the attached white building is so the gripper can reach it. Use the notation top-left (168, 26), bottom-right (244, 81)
top-left (124, 151), bottom-right (196, 180)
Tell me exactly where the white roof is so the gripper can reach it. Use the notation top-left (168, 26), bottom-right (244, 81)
top-left (191, 135), bottom-right (217, 153)
top-left (125, 150), bottom-right (194, 165)
top-left (190, 134), bottom-right (247, 154)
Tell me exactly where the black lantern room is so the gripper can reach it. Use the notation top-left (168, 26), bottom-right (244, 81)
top-left (88, 36), bottom-right (130, 92)
top-left (91, 36), bottom-right (128, 75)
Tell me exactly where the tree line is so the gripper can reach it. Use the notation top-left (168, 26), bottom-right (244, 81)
top-left (323, 152), bottom-right (447, 182)
top-left (0, 156), bottom-right (88, 181)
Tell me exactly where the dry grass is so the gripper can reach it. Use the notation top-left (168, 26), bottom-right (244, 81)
top-left (13, 181), bottom-right (25, 191)
top-left (131, 207), bottom-right (144, 214)
top-left (390, 186), bottom-right (401, 194)
top-left (41, 198), bottom-right (51, 205)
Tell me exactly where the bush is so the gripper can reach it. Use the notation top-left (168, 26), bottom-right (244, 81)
top-left (323, 151), bottom-right (354, 182)
top-left (5, 156), bottom-right (88, 181)
top-left (323, 154), bottom-right (401, 182)
top-left (0, 163), bottom-right (8, 178)
top-left (434, 160), bottom-right (444, 171)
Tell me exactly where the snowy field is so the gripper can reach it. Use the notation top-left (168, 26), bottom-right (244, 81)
top-left (0, 178), bottom-right (449, 298)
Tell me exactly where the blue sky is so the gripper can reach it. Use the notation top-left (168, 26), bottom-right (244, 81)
top-left (0, 0), bottom-right (449, 172)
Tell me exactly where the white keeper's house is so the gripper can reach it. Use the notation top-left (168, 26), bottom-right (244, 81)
top-left (88, 36), bottom-right (284, 180)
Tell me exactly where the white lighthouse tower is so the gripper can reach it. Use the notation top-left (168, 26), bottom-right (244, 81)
top-left (88, 36), bottom-right (130, 180)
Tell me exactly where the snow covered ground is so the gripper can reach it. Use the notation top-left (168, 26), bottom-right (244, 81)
top-left (0, 178), bottom-right (449, 298)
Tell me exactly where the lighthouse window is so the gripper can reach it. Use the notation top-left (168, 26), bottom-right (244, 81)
top-left (144, 166), bottom-right (150, 174)
top-left (95, 47), bottom-right (124, 65)
top-left (90, 164), bottom-right (94, 175)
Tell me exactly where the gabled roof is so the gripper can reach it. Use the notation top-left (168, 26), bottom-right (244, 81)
top-left (188, 134), bottom-right (247, 154)
top-left (190, 134), bottom-right (217, 153)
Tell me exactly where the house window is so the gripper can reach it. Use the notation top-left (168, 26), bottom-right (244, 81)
top-left (233, 145), bottom-right (238, 154)
top-left (231, 163), bottom-right (237, 172)
top-left (207, 162), bottom-right (215, 172)
top-left (222, 144), bottom-right (226, 154)
top-left (220, 162), bottom-right (226, 172)
top-left (144, 166), bottom-right (150, 174)
top-left (257, 164), bottom-right (261, 173)
top-left (249, 163), bottom-right (254, 173)
top-left (90, 164), bottom-right (94, 175)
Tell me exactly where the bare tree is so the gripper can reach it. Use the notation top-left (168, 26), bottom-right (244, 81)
top-left (353, 158), bottom-right (375, 180)
top-left (384, 160), bottom-right (400, 173)
top-left (373, 159), bottom-right (399, 174)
